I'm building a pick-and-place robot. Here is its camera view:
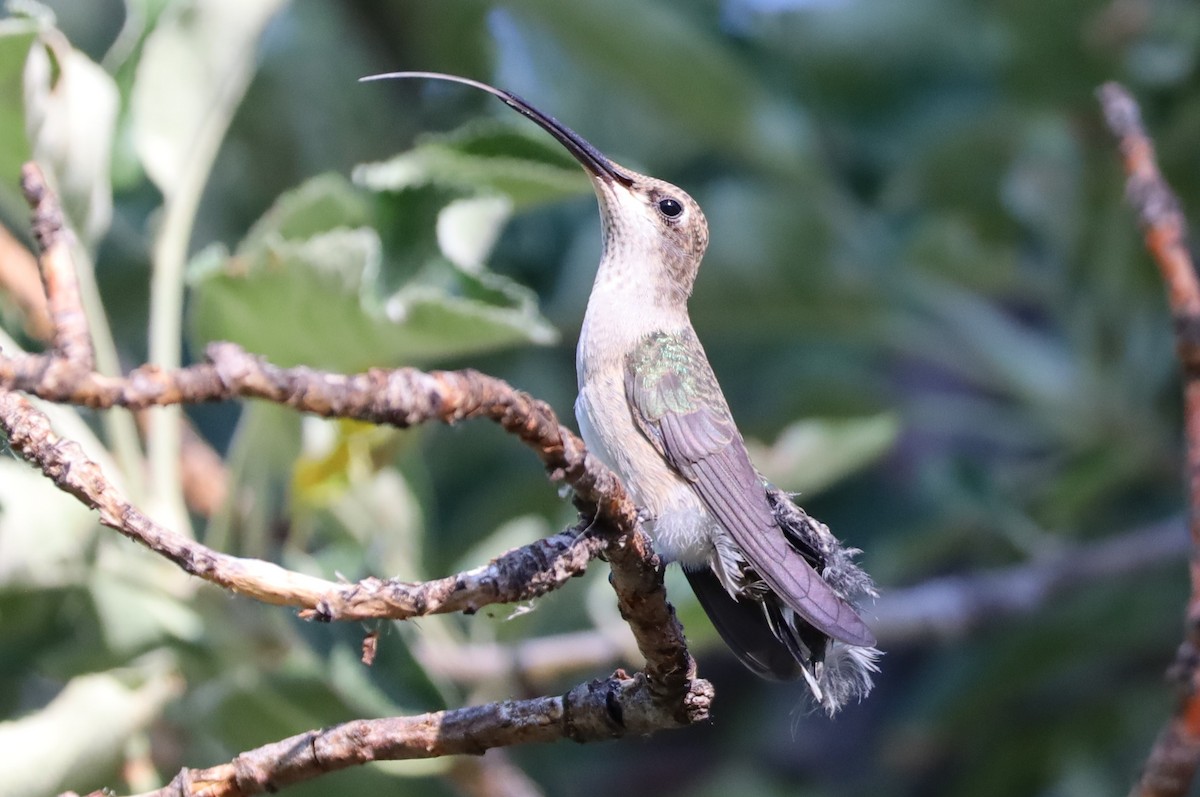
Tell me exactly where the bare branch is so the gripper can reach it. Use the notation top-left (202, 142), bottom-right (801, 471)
top-left (0, 342), bottom-right (636, 524)
top-left (1099, 85), bottom-right (1200, 323)
top-left (20, 163), bottom-right (93, 373)
top-left (1099, 81), bottom-right (1200, 797)
top-left (13, 163), bottom-right (227, 517)
top-left (0, 338), bottom-right (697, 682)
top-left (3, 364), bottom-right (710, 795)
top-left (0, 382), bottom-right (611, 618)
top-left (603, 527), bottom-right (699, 710)
top-left (300, 526), bottom-right (610, 622)
top-left (120, 674), bottom-right (711, 797)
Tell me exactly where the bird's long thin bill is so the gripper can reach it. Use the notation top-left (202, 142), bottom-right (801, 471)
top-left (361, 71), bottom-right (630, 185)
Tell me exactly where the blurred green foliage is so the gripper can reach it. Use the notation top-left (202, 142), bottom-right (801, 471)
top-left (0, 0), bottom-right (1197, 795)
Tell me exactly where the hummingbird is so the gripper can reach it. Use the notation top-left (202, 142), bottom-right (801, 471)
top-left (364, 71), bottom-right (879, 713)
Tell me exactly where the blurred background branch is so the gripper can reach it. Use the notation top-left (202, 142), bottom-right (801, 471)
top-left (875, 516), bottom-right (1186, 645)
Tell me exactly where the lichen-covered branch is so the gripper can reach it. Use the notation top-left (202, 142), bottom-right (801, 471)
top-left (0, 338), bottom-right (696, 682)
top-left (603, 525), bottom-right (698, 712)
top-left (3, 163), bottom-right (709, 797)
top-left (301, 526), bottom-right (611, 622)
top-left (19, 163), bottom-right (93, 374)
top-left (0, 342), bottom-right (635, 524)
top-left (108, 674), bottom-right (711, 797)
top-left (1099, 81), bottom-right (1200, 797)
top-left (0, 383), bottom-right (609, 618)
top-left (15, 162), bottom-right (227, 517)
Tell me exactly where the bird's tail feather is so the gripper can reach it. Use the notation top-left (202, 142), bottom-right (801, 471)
top-left (686, 565), bottom-right (879, 715)
top-left (685, 486), bottom-right (879, 714)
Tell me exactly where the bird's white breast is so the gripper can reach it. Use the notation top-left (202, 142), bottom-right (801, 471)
top-left (575, 338), bottom-right (718, 568)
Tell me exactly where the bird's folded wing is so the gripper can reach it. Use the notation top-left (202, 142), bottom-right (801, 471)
top-left (627, 331), bottom-right (875, 647)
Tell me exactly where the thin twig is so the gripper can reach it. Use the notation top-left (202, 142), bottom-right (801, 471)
top-left (6, 185), bottom-right (228, 515)
top-left (1099, 81), bottom-right (1200, 797)
top-left (20, 164), bottom-right (94, 373)
top-left (0, 342), bottom-right (696, 673)
top-left (0, 383), bottom-right (609, 618)
top-left (303, 526), bottom-right (611, 621)
top-left (0, 342), bottom-right (635, 523)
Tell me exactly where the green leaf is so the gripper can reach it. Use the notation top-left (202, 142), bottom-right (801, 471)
top-left (499, 0), bottom-right (804, 170)
top-left (88, 564), bottom-right (203, 653)
top-left (87, 529), bottom-right (201, 655)
top-left (130, 0), bottom-right (286, 197)
top-left (0, 668), bottom-right (178, 797)
top-left (291, 418), bottom-right (402, 510)
top-left (437, 194), bottom-right (513, 272)
top-left (240, 172), bottom-right (372, 253)
top-left (23, 32), bottom-right (120, 245)
top-left (290, 420), bottom-right (424, 580)
top-left (188, 227), bottom-right (382, 371)
top-left (903, 280), bottom-right (1081, 408)
top-left (0, 16), bottom-right (41, 218)
top-left (352, 119), bottom-right (591, 208)
top-left (308, 468), bottom-right (425, 581)
top-left (381, 262), bottom-right (558, 361)
top-left (0, 460), bottom-right (96, 590)
top-left (203, 402), bottom-right (302, 558)
top-left (750, 413), bottom-right (901, 496)
top-left (188, 175), bottom-right (558, 371)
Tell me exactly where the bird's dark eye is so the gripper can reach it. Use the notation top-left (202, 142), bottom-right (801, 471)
top-left (657, 197), bottom-right (684, 218)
